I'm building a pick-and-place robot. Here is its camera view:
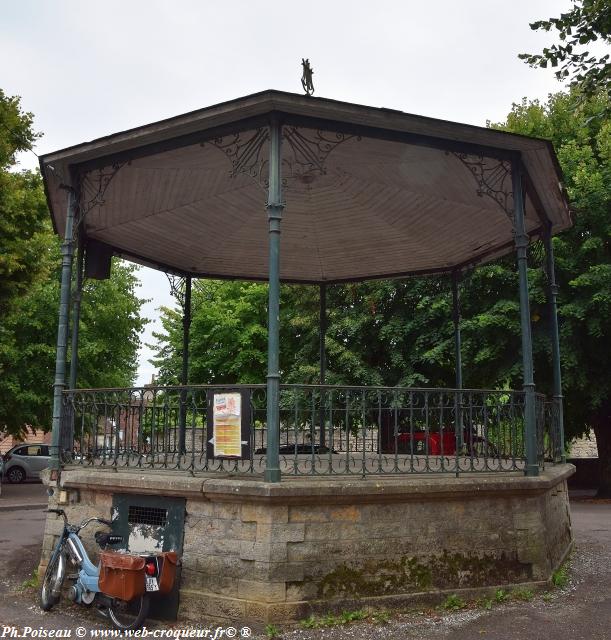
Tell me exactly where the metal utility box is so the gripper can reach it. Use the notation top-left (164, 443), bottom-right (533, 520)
top-left (111, 494), bottom-right (185, 620)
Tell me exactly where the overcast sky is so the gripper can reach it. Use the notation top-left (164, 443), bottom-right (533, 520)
top-left (2, 0), bottom-right (570, 386)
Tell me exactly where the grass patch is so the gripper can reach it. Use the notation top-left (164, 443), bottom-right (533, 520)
top-left (442, 594), bottom-right (467, 611)
top-left (494, 588), bottom-right (509, 603)
top-left (476, 596), bottom-right (494, 610)
top-left (265, 624), bottom-right (280, 639)
top-left (512, 587), bottom-right (534, 602)
top-left (21, 569), bottom-right (38, 590)
top-left (370, 610), bottom-right (391, 624)
top-left (552, 564), bottom-right (569, 589)
top-left (299, 609), bottom-right (368, 629)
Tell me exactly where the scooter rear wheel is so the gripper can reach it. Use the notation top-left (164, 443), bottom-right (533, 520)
top-left (107, 594), bottom-right (150, 630)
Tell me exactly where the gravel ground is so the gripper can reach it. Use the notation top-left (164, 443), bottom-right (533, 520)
top-left (0, 497), bottom-right (608, 638)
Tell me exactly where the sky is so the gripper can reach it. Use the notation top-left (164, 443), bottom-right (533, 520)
top-left (1, 0), bottom-right (571, 386)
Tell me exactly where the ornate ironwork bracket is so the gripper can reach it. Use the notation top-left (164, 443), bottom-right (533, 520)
top-left (448, 152), bottom-right (514, 224)
top-left (166, 273), bottom-right (187, 310)
top-left (206, 126), bottom-right (359, 190)
top-left (283, 127), bottom-right (359, 183)
top-left (206, 128), bottom-right (270, 188)
top-left (74, 162), bottom-right (128, 235)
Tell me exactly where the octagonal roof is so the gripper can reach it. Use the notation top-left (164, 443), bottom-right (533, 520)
top-left (40, 90), bottom-right (571, 283)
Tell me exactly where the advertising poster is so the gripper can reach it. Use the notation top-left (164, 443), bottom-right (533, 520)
top-left (212, 392), bottom-right (242, 457)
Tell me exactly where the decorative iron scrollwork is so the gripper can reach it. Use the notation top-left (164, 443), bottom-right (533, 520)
top-left (166, 274), bottom-right (187, 309)
top-left (75, 162), bottom-right (128, 234)
top-left (206, 128), bottom-right (270, 188)
top-left (283, 127), bottom-right (359, 182)
top-left (449, 152), bottom-right (514, 222)
top-left (206, 126), bottom-right (359, 190)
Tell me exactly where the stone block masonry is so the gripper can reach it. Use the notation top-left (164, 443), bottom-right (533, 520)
top-left (41, 465), bottom-right (574, 625)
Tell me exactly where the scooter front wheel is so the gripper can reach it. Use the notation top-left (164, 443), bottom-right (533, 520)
top-left (40, 548), bottom-right (66, 611)
top-left (107, 594), bottom-right (150, 630)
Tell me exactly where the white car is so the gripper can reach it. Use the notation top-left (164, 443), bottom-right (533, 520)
top-left (2, 443), bottom-right (50, 483)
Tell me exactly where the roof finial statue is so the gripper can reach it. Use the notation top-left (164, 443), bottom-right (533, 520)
top-left (301, 58), bottom-right (314, 96)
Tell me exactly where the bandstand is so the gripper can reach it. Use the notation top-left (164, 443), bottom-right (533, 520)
top-left (39, 91), bottom-right (574, 623)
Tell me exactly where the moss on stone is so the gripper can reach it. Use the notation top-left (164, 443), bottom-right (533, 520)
top-left (318, 552), bottom-right (532, 598)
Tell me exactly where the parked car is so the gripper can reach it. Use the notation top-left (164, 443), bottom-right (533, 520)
top-left (2, 443), bottom-right (50, 483)
top-left (0, 455), bottom-right (4, 494)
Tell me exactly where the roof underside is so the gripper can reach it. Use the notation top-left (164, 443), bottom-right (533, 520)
top-left (41, 90), bottom-right (571, 283)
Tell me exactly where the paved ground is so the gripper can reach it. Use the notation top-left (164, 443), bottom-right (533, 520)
top-left (0, 480), bottom-right (48, 510)
top-left (0, 486), bottom-right (609, 638)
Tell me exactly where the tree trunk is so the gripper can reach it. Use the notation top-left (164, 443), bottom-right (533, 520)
top-left (592, 402), bottom-right (611, 498)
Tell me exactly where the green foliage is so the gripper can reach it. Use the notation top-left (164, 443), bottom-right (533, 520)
top-left (0, 88), bottom-right (148, 435)
top-left (478, 596), bottom-right (494, 610)
top-left (494, 588), bottom-right (509, 603)
top-left (264, 624), bottom-right (280, 638)
top-left (299, 609), bottom-right (368, 629)
top-left (519, 1), bottom-right (611, 113)
top-left (511, 587), bottom-right (535, 602)
top-left (20, 569), bottom-right (38, 590)
top-left (0, 90), bottom-right (46, 317)
top-left (442, 594), bottom-right (466, 611)
top-left (552, 564), bottom-right (570, 588)
top-left (152, 277), bottom-right (459, 389)
top-left (370, 610), bottom-right (391, 623)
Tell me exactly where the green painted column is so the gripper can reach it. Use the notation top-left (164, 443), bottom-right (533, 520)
top-left (50, 189), bottom-right (77, 471)
top-left (512, 160), bottom-right (538, 477)
top-left (68, 235), bottom-right (84, 392)
top-left (178, 276), bottom-right (192, 455)
top-left (264, 118), bottom-right (284, 483)
top-left (544, 229), bottom-right (566, 463)
top-left (451, 270), bottom-right (463, 450)
top-left (319, 282), bottom-right (327, 449)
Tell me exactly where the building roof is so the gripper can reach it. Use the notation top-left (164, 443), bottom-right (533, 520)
top-left (40, 90), bottom-right (571, 283)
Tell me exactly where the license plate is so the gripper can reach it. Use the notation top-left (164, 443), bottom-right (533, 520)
top-left (145, 577), bottom-right (159, 592)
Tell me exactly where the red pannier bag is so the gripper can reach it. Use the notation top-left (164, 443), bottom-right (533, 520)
top-left (99, 551), bottom-right (146, 601)
top-left (157, 551), bottom-right (179, 595)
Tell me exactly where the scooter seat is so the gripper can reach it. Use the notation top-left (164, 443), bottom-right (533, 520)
top-left (95, 532), bottom-right (124, 547)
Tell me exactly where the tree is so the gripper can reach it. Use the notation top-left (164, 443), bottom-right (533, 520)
top-left (0, 88), bottom-right (149, 436)
top-left (519, 1), bottom-right (611, 111)
top-left (0, 90), bottom-right (46, 316)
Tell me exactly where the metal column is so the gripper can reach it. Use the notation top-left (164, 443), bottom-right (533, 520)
top-left (50, 189), bottom-right (77, 471)
top-left (69, 236), bottom-right (84, 391)
top-left (451, 270), bottom-right (463, 450)
top-left (264, 118), bottom-right (284, 483)
top-left (512, 160), bottom-right (538, 477)
top-left (319, 283), bottom-right (327, 449)
top-left (544, 229), bottom-right (566, 462)
top-left (178, 276), bottom-right (192, 455)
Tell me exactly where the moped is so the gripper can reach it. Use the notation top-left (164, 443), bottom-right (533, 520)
top-left (41, 508), bottom-right (157, 630)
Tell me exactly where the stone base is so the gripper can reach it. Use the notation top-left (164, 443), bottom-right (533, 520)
top-left (41, 465), bottom-right (574, 625)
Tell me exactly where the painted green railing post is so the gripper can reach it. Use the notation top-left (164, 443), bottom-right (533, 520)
top-left (264, 117), bottom-right (284, 483)
top-left (319, 282), bottom-right (327, 449)
top-left (178, 276), bottom-right (192, 455)
top-left (451, 270), bottom-right (463, 451)
top-left (50, 188), bottom-right (77, 471)
top-left (544, 229), bottom-right (566, 463)
top-left (512, 160), bottom-right (538, 477)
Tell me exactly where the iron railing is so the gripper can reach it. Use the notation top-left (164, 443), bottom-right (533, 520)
top-left (61, 385), bottom-right (559, 476)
